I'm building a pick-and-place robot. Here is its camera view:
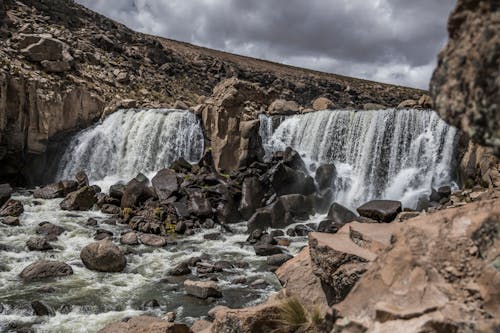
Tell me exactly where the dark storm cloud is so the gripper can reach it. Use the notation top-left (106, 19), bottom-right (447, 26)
top-left (76, 0), bottom-right (456, 89)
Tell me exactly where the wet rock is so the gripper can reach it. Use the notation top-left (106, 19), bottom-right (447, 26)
top-left (286, 228), bottom-right (296, 237)
top-left (31, 300), bottom-right (55, 316)
top-left (266, 253), bottom-right (293, 266)
top-left (1, 216), bottom-right (20, 226)
top-left (268, 99), bottom-right (300, 115)
top-left (109, 183), bottom-right (125, 200)
top-left (356, 200), bottom-right (402, 222)
top-left (188, 193), bottom-right (213, 217)
top-left (20, 260), bottom-right (73, 281)
top-left (294, 224), bottom-right (313, 236)
top-left (170, 157), bottom-right (192, 173)
top-left (254, 244), bottom-right (284, 256)
top-left (60, 186), bottom-right (97, 211)
top-left (120, 232), bottom-right (139, 245)
top-left (139, 234), bottom-right (167, 247)
top-left (61, 180), bottom-right (78, 195)
top-left (80, 239), bottom-right (126, 272)
top-left (269, 162), bottom-right (315, 196)
top-left (33, 182), bottom-right (65, 199)
top-left (152, 169), bottom-right (178, 202)
top-left (278, 194), bottom-right (314, 220)
top-left (315, 164), bottom-right (337, 190)
top-left (94, 229), bottom-right (113, 240)
top-left (317, 219), bottom-right (342, 234)
top-left (97, 315), bottom-right (191, 333)
top-left (75, 171), bottom-right (89, 188)
top-left (144, 299), bottom-right (160, 309)
top-left (203, 232), bottom-right (222, 241)
top-left (184, 280), bottom-right (222, 299)
top-left (86, 218), bottom-right (98, 226)
top-left (36, 221), bottom-right (65, 241)
top-left (121, 179), bottom-right (153, 209)
top-left (438, 185), bottom-right (451, 198)
top-left (327, 202), bottom-right (357, 224)
top-left (175, 221), bottom-right (187, 234)
top-left (196, 262), bottom-right (223, 274)
top-left (0, 183), bottom-right (12, 207)
top-left (277, 238), bottom-right (291, 247)
top-left (168, 261), bottom-right (191, 276)
top-left (26, 237), bottom-right (53, 251)
top-left (0, 199), bottom-right (24, 217)
top-left (101, 204), bottom-right (121, 215)
top-left (270, 229), bottom-right (284, 237)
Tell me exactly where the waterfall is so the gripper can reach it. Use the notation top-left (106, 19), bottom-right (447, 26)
top-left (57, 109), bottom-right (204, 188)
top-left (260, 109), bottom-right (459, 210)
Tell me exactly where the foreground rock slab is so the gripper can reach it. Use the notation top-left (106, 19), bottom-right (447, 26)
top-left (97, 316), bottom-right (191, 333)
top-left (20, 260), bottom-right (73, 281)
top-left (210, 303), bottom-right (281, 333)
top-left (80, 239), bottom-right (126, 272)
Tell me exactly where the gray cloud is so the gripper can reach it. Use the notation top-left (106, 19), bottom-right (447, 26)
top-left (76, 0), bottom-right (456, 89)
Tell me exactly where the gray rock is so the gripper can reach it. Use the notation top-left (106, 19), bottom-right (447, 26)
top-left (356, 200), bottom-right (402, 222)
top-left (151, 168), bottom-right (178, 202)
top-left (26, 237), bottom-right (53, 251)
top-left (184, 280), bottom-right (222, 299)
top-left (266, 253), bottom-right (293, 266)
top-left (60, 186), bottom-right (97, 211)
top-left (1, 216), bottom-right (20, 226)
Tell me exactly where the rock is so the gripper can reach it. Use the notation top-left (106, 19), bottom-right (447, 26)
top-left (86, 218), bottom-right (98, 226)
top-left (31, 300), bottom-right (55, 316)
top-left (173, 100), bottom-right (189, 110)
top-left (120, 232), bottom-right (139, 245)
top-left (239, 176), bottom-right (265, 219)
top-left (170, 157), bottom-right (192, 172)
top-left (101, 204), bottom-right (120, 215)
top-left (203, 232), bottom-right (222, 241)
top-left (151, 169), bottom-right (178, 202)
top-left (163, 311), bottom-right (177, 322)
top-left (356, 200), bottom-right (402, 222)
top-left (417, 94), bottom-right (433, 108)
top-left (168, 261), bottom-right (191, 276)
top-left (268, 99), bottom-right (300, 115)
top-left (327, 202), bottom-right (357, 224)
top-left (254, 244), bottom-right (284, 256)
top-left (266, 253), bottom-right (293, 266)
top-left (80, 239), bottom-right (126, 272)
top-left (231, 276), bottom-right (247, 284)
top-left (270, 162), bottom-right (315, 196)
top-left (210, 303), bottom-right (281, 333)
top-left (184, 280), bottom-right (222, 299)
top-left (430, 0), bottom-right (499, 153)
top-left (60, 186), bottom-right (97, 211)
top-left (75, 171), bottom-right (89, 188)
top-left (294, 224), bottom-right (313, 236)
top-left (238, 119), bottom-right (265, 169)
top-left (250, 279), bottom-right (268, 289)
top-left (438, 185), bottom-right (452, 198)
top-left (188, 193), bottom-right (212, 217)
top-left (36, 221), bottom-right (65, 241)
top-left (278, 194), bottom-right (314, 220)
top-left (0, 199), bottom-right (23, 217)
top-left (1, 216), bottom-right (20, 226)
top-left (312, 97), bottom-right (335, 111)
top-left (315, 164), bottom-right (336, 190)
top-left (20, 35), bottom-right (73, 66)
top-left (26, 236), bottom-right (53, 251)
top-left (121, 178), bottom-right (153, 209)
top-left (0, 183), bottom-right (12, 207)
top-left (33, 182), bottom-right (65, 199)
top-left (109, 183), bottom-right (125, 200)
top-left (20, 260), bottom-right (73, 281)
top-left (139, 234), bottom-right (167, 247)
top-left (363, 103), bottom-right (386, 110)
top-left (191, 319), bottom-right (212, 332)
top-left (94, 229), bottom-right (113, 240)
top-left (97, 316), bottom-right (191, 333)
top-left (61, 180), bottom-right (78, 195)
top-left (397, 99), bottom-right (417, 108)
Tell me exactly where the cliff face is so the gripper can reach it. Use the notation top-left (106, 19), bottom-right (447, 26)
top-left (431, 0), bottom-right (499, 156)
top-left (0, 0), bottom-right (425, 185)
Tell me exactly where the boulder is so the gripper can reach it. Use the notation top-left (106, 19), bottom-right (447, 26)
top-left (26, 236), bottom-right (53, 251)
top-left (33, 182), bottom-right (65, 199)
top-left (75, 171), bottom-right (89, 188)
top-left (139, 234), bottom-right (167, 247)
top-left (247, 199), bottom-right (296, 232)
top-left (278, 194), bottom-right (314, 220)
top-left (430, 0), bottom-right (499, 153)
top-left (237, 119), bottom-right (265, 168)
top-left (397, 99), bottom-right (417, 109)
top-left (60, 186), bottom-right (97, 211)
top-left (254, 244), bottom-right (284, 256)
top-left (327, 202), bottom-right (358, 224)
top-left (151, 169), bottom-right (178, 202)
top-left (80, 239), bottom-right (126, 272)
top-left (0, 199), bottom-right (23, 217)
top-left (36, 221), bottom-right (65, 241)
top-left (268, 99), bottom-right (300, 115)
top-left (312, 97), bottom-right (335, 111)
top-left (239, 176), bottom-right (266, 219)
top-left (270, 163), bottom-right (315, 196)
top-left (170, 157), bottom-right (192, 173)
top-left (101, 204), bottom-right (120, 215)
top-left (356, 200), bottom-right (402, 222)
top-left (0, 183), bottom-right (12, 207)
top-left (61, 180), bottom-right (78, 195)
top-left (1, 216), bottom-right (20, 226)
top-left (121, 179), bottom-right (153, 209)
top-left (31, 300), bottom-right (55, 316)
top-left (168, 261), bottom-right (191, 276)
top-left (120, 232), bottom-right (139, 245)
top-left (94, 229), bottom-right (113, 240)
top-left (417, 94), bottom-right (433, 108)
top-left (191, 319), bottom-right (212, 333)
top-left (315, 164), bottom-right (337, 190)
top-left (184, 280), bottom-right (222, 299)
top-left (97, 316), bottom-right (191, 333)
top-left (109, 183), bottom-right (125, 200)
top-left (20, 260), bottom-right (73, 281)
top-left (210, 303), bottom-right (281, 333)
top-left (266, 253), bottom-right (293, 266)
top-left (20, 35), bottom-right (73, 68)
top-left (188, 193), bottom-right (212, 217)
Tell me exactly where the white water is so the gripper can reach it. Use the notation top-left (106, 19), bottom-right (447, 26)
top-left (57, 109), bottom-right (204, 190)
top-left (0, 195), bottom-right (307, 333)
top-left (260, 109), bottom-right (458, 209)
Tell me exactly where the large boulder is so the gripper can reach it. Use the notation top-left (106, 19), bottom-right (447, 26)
top-left (327, 202), bottom-right (358, 224)
top-left (237, 119), bottom-right (265, 169)
top-left (97, 316), bottom-right (191, 333)
top-left (184, 280), bottom-right (222, 299)
top-left (80, 239), bottom-right (126, 272)
top-left (121, 178), bottom-right (153, 209)
top-left (36, 221), bottom-right (65, 241)
top-left (26, 236), bottom-right (53, 251)
top-left (312, 97), bottom-right (334, 111)
top-left (269, 163), bottom-right (316, 196)
top-left (19, 34), bottom-right (74, 73)
top-left (239, 176), bottom-right (266, 220)
top-left (0, 183), bottom-right (12, 207)
top-left (33, 182), bottom-right (65, 199)
top-left (210, 303), bottom-right (281, 333)
top-left (268, 99), bottom-right (300, 115)
top-left (60, 186), bottom-right (97, 211)
top-left (356, 200), bottom-right (402, 222)
top-left (430, 0), bottom-right (499, 154)
top-left (151, 169), bottom-right (178, 203)
top-left (19, 260), bottom-right (73, 281)
top-left (315, 164), bottom-right (337, 190)
top-left (0, 199), bottom-right (23, 217)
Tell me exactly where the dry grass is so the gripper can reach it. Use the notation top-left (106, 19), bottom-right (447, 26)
top-left (274, 298), bottom-right (324, 333)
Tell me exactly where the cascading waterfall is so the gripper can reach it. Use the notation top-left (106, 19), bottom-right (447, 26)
top-left (57, 109), bottom-right (204, 187)
top-left (260, 108), bottom-right (459, 210)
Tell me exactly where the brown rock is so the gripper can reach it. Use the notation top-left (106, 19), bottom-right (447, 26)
top-left (120, 232), bottom-right (139, 245)
top-left (430, 0), bottom-right (499, 153)
top-left (0, 199), bottom-right (23, 217)
top-left (34, 182), bottom-right (65, 199)
top-left (356, 200), bottom-right (402, 222)
top-left (97, 316), bottom-right (191, 333)
top-left (417, 94), bottom-right (433, 108)
top-left (151, 169), bottom-right (178, 202)
top-left (397, 99), bottom-right (417, 109)
top-left (138, 234), bottom-right (167, 247)
top-left (60, 186), bottom-right (97, 211)
top-left (80, 239), bottom-right (126, 272)
top-left (191, 319), bottom-right (211, 332)
top-left (20, 260), bottom-right (73, 281)
top-left (1, 216), bottom-right (20, 226)
top-left (0, 183), bottom-right (12, 207)
top-left (210, 303), bottom-right (281, 333)
top-left (184, 280), bottom-right (222, 299)
top-left (312, 97), bottom-right (335, 111)
top-left (268, 99), bottom-right (300, 115)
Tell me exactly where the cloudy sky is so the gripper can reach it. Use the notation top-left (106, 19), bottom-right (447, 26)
top-left (76, 0), bottom-right (456, 89)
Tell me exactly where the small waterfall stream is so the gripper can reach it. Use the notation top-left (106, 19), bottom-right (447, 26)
top-left (260, 108), bottom-right (459, 209)
top-left (57, 109), bottom-right (204, 189)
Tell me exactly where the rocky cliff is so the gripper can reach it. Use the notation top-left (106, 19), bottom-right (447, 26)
top-left (0, 0), bottom-right (426, 185)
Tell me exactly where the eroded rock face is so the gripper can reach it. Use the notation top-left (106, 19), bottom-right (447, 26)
top-left (430, 0), bottom-right (499, 154)
top-left (97, 316), bottom-right (191, 333)
top-left (80, 239), bottom-right (126, 272)
top-left (20, 260), bottom-right (73, 281)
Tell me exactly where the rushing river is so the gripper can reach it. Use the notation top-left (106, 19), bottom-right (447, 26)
top-left (0, 194), bottom-right (309, 333)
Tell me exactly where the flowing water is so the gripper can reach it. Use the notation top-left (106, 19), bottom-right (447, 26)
top-left (57, 109), bottom-right (204, 191)
top-left (260, 108), bottom-right (459, 209)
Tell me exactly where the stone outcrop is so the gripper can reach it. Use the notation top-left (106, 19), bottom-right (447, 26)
top-left (97, 316), bottom-right (191, 333)
top-left (431, 0), bottom-right (499, 154)
top-left (328, 197), bottom-right (500, 332)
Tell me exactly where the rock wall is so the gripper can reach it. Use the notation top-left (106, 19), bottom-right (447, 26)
top-left (431, 0), bottom-right (499, 155)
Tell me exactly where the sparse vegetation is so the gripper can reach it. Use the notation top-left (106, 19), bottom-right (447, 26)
top-left (274, 298), bottom-right (324, 333)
